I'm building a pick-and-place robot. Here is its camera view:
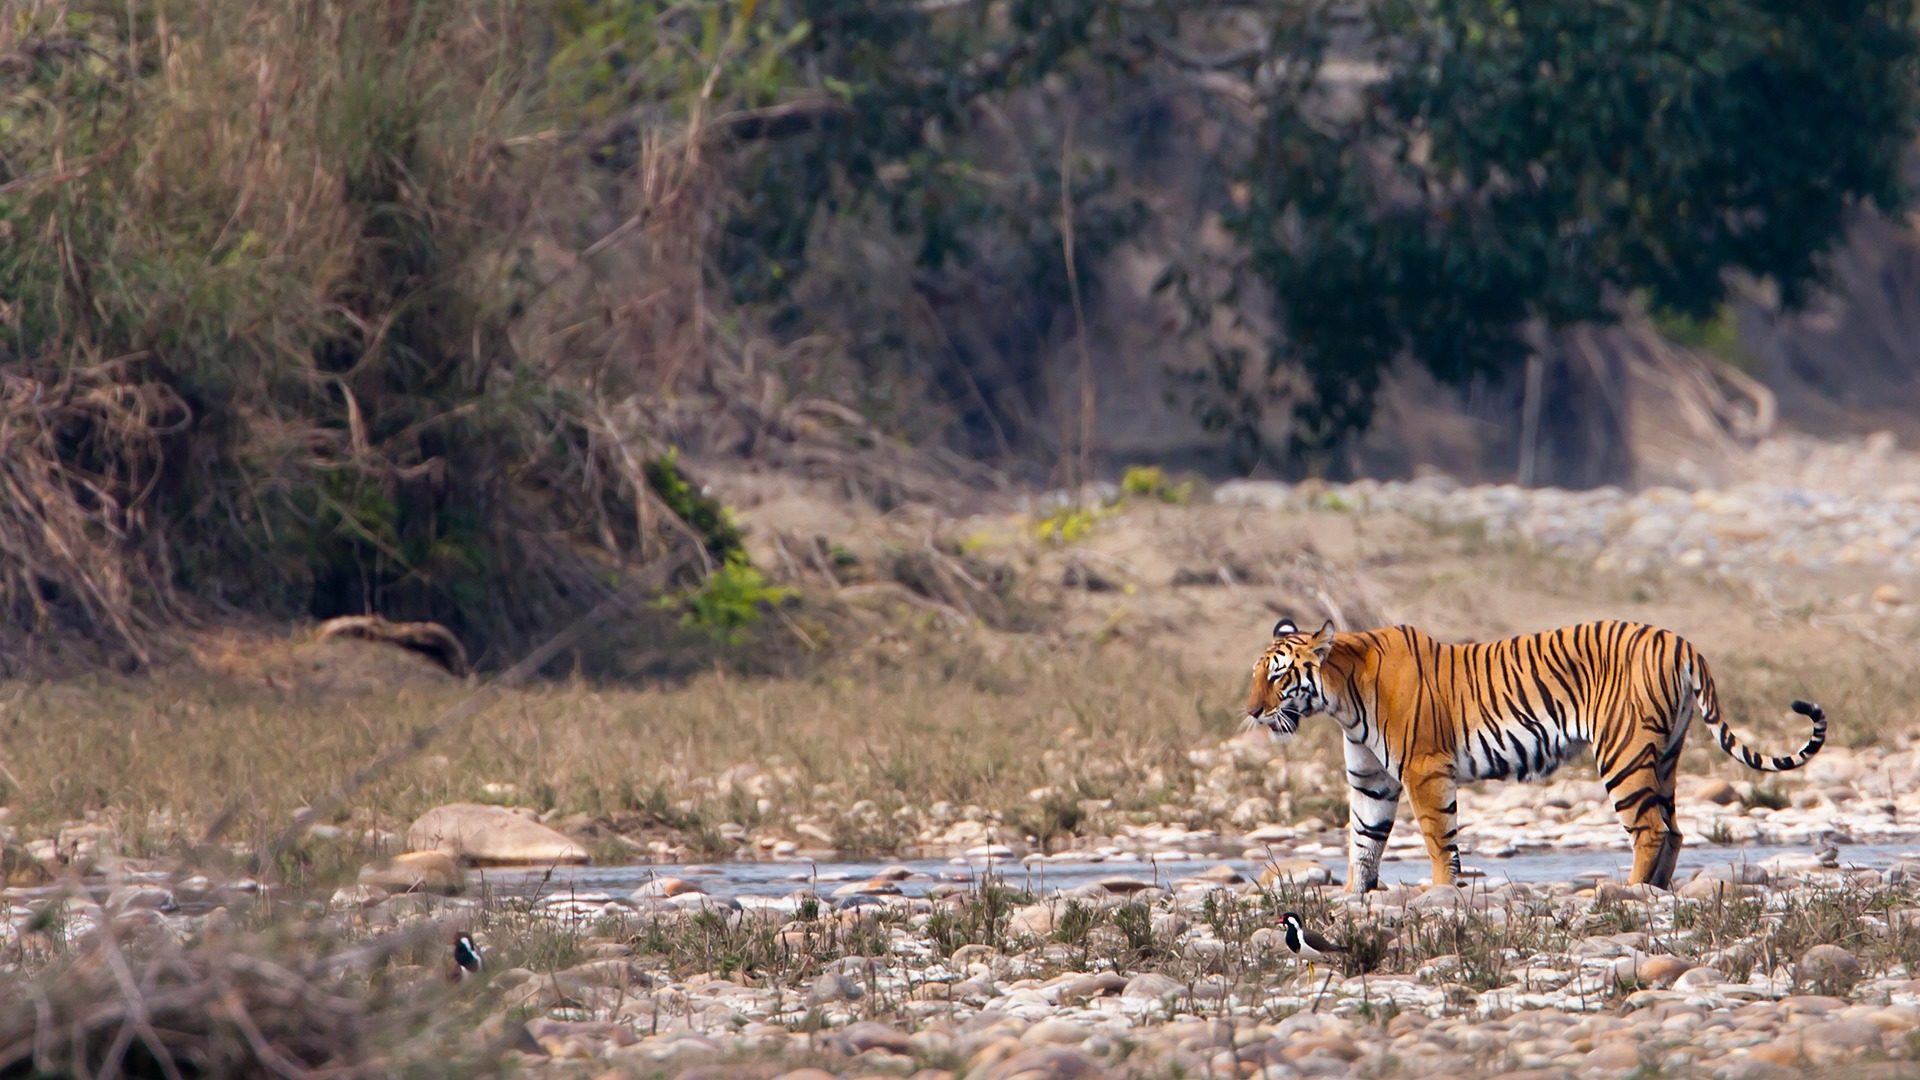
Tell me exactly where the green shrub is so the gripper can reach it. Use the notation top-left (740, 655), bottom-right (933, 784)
top-left (676, 554), bottom-right (793, 645)
top-left (1121, 465), bottom-right (1193, 504)
top-left (1032, 504), bottom-right (1107, 545)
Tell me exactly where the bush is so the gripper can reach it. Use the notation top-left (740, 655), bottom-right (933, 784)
top-left (0, 0), bottom-right (677, 664)
top-left (1121, 465), bottom-right (1193, 504)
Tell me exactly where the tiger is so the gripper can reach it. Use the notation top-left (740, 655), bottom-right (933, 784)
top-left (1244, 617), bottom-right (1827, 891)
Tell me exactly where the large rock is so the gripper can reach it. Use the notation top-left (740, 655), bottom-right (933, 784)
top-left (406, 804), bottom-right (588, 866)
top-left (358, 850), bottom-right (463, 894)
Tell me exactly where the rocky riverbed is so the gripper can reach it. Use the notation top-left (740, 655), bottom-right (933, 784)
top-left (28, 854), bottom-right (1920, 1079)
top-left (1216, 432), bottom-right (1920, 609)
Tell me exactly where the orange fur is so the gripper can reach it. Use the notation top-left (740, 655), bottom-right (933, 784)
top-left (1245, 618), bottom-right (1827, 890)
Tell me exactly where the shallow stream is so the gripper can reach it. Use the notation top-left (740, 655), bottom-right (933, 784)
top-left (470, 842), bottom-right (1920, 902)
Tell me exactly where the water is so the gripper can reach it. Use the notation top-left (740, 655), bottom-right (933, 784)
top-left (469, 842), bottom-right (1920, 903)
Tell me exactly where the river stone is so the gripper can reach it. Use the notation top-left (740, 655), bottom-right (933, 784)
top-left (1796, 945), bottom-right (1861, 989)
top-left (357, 850), bottom-right (462, 894)
top-left (1056, 972), bottom-right (1127, 1005)
top-left (1122, 972), bottom-right (1183, 1000)
top-left (1023, 1018), bottom-right (1091, 1045)
top-left (1695, 778), bottom-right (1740, 805)
top-left (329, 883), bottom-right (388, 909)
top-left (808, 972), bottom-right (864, 1005)
top-left (1672, 966), bottom-right (1726, 991)
top-left (1009, 902), bottom-right (1059, 936)
top-left (838, 1021), bottom-right (911, 1055)
top-left (979, 1047), bottom-right (1100, 1080)
top-left (106, 885), bottom-right (177, 913)
top-left (1634, 955), bottom-right (1693, 988)
top-left (1800, 1018), bottom-right (1884, 1057)
top-left (830, 878), bottom-right (901, 899)
top-left (1679, 875), bottom-right (1749, 900)
top-left (631, 876), bottom-right (705, 898)
top-left (1585, 1043), bottom-right (1642, 1070)
top-left (406, 803), bottom-right (587, 866)
top-left (1259, 859), bottom-right (1331, 887)
top-left (554, 959), bottom-right (653, 992)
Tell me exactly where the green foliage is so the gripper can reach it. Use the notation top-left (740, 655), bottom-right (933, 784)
top-left (669, 554), bottom-right (792, 645)
top-left (1011, 791), bottom-right (1086, 850)
top-left (642, 450), bottom-right (788, 644)
top-left (1205, 0), bottom-right (1920, 458)
top-left (644, 451), bottom-right (745, 562)
top-left (1649, 302), bottom-right (1751, 370)
top-left (1052, 900), bottom-right (1099, 948)
top-left (926, 881), bottom-right (1025, 955)
top-left (1112, 902), bottom-right (1159, 960)
top-left (545, 0), bottom-right (809, 123)
top-left (1739, 783), bottom-right (1791, 811)
top-left (1031, 504), bottom-right (1108, 545)
top-left (1120, 465), bottom-right (1193, 504)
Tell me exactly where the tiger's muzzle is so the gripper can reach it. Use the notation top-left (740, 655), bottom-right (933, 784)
top-left (1248, 707), bottom-right (1303, 739)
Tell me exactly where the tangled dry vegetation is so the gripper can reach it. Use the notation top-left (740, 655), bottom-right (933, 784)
top-left (0, 915), bottom-right (507, 1077)
top-left (1, 0), bottom-right (998, 675)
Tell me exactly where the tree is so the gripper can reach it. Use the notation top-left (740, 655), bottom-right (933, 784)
top-left (1216, 0), bottom-right (1919, 460)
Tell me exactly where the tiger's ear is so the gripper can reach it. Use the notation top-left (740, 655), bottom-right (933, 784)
top-left (1309, 619), bottom-right (1335, 660)
top-left (1271, 617), bottom-right (1297, 638)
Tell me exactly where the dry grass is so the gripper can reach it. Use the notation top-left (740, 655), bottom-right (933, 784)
top-left (0, 629), bottom-right (1247, 862)
top-left (0, 913), bottom-right (505, 1077)
top-left (2, 496), bottom-right (1915, 878)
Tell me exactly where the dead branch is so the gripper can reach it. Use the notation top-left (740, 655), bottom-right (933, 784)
top-left (314, 615), bottom-right (470, 677)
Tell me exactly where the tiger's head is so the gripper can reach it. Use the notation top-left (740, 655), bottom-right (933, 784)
top-left (1245, 617), bottom-right (1335, 740)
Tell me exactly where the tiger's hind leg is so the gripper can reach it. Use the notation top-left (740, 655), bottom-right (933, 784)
top-left (1405, 755), bottom-right (1461, 888)
top-left (1651, 827), bottom-right (1684, 888)
top-left (1608, 728), bottom-right (1684, 888)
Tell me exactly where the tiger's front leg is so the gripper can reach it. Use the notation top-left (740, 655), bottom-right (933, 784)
top-left (1342, 738), bottom-right (1402, 893)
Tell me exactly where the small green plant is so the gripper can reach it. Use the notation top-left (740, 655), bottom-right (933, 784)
top-left (1011, 793), bottom-right (1086, 851)
top-left (927, 881), bottom-right (1025, 955)
top-left (1113, 902), bottom-right (1158, 962)
top-left (670, 554), bottom-right (792, 645)
top-left (1120, 465), bottom-right (1193, 504)
top-left (644, 450), bottom-right (745, 561)
top-left (1052, 900), bottom-right (1098, 948)
top-left (1739, 783), bottom-right (1791, 812)
top-left (1650, 300), bottom-right (1751, 370)
top-left (1031, 503), bottom-right (1108, 545)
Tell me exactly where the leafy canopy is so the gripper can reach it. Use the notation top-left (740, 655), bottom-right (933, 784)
top-left (1228, 0), bottom-right (1920, 453)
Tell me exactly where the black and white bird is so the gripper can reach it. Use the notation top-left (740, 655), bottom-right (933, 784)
top-left (1280, 912), bottom-right (1349, 977)
top-left (450, 930), bottom-right (484, 982)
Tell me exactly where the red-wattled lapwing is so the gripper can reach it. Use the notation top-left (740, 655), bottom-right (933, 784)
top-left (450, 930), bottom-right (483, 983)
top-left (1280, 911), bottom-right (1348, 978)
top-left (1281, 911), bottom-right (1350, 1012)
